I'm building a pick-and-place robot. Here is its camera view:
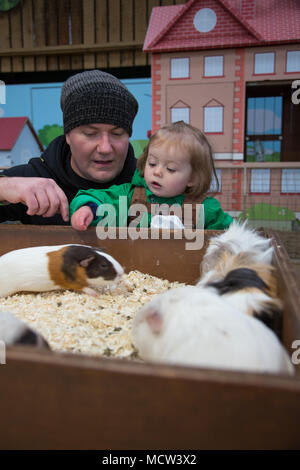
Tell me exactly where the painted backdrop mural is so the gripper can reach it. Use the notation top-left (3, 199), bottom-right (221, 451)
top-left (0, 78), bottom-right (151, 157)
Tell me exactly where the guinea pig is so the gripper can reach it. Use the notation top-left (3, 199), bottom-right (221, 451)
top-left (201, 220), bottom-right (273, 277)
top-left (132, 285), bottom-right (294, 375)
top-left (197, 222), bottom-right (282, 338)
top-left (0, 244), bottom-right (124, 297)
top-left (200, 258), bottom-right (283, 339)
top-left (0, 310), bottom-right (50, 349)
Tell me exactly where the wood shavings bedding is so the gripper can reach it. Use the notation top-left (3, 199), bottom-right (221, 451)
top-left (0, 270), bottom-right (185, 360)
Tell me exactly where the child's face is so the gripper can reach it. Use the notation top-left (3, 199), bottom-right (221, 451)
top-left (144, 142), bottom-right (195, 198)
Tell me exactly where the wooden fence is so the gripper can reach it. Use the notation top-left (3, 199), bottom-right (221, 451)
top-left (0, 0), bottom-right (187, 74)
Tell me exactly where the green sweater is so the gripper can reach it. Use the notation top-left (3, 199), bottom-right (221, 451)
top-left (69, 169), bottom-right (233, 229)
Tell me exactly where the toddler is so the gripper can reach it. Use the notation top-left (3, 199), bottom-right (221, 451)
top-left (70, 121), bottom-right (233, 230)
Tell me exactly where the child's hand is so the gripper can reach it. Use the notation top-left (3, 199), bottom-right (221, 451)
top-left (71, 206), bottom-right (94, 231)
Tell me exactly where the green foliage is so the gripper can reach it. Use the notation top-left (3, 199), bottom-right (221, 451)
top-left (246, 153), bottom-right (281, 163)
top-left (38, 124), bottom-right (64, 148)
top-left (130, 140), bottom-right (148, 159)
top-left (0, 0), bottom-right (21, 12)
top-left (241, 202), bottom-right (296, 221)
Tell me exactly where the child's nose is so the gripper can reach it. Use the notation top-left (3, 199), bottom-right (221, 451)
top-left (153, 165), bottom-right (163, 177)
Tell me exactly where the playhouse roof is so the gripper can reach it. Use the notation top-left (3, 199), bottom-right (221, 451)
top-left (144, 0), bottom-right (300, 52)
top-left (0, 117), bottom-right (43, 151)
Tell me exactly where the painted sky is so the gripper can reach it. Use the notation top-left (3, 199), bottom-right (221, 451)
top-left (1, 78), bottom-right (152, 141)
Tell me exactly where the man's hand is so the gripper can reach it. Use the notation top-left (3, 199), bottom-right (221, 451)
top-left (0, 177), bottom-right (69, 222)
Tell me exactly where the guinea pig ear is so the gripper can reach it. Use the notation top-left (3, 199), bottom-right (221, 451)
top-left (79, 256), bottom-right (95, 268)
top-left (146, 309), bottom-right (163, 334)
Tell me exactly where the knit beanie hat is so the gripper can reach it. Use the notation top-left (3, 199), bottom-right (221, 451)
top-left (60, 69), bottom-right (138, 136)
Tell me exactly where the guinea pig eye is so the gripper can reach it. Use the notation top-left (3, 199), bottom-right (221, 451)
top-left (101, 262), bottom-right (109, 269)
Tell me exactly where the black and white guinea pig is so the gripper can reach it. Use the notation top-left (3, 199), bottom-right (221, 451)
top-left (0, 310), bottom-right (50, 349)
top-left (0, 244), bottom-right (124, 297)
top-left (132, 286), bottom-right (294, 375)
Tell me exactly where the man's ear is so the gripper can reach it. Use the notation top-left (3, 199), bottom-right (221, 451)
top-left (65, 133), bottom-right (70, 145)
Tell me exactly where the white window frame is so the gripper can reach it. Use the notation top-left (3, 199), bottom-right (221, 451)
top-left (204, 106), bottom-right (223, 133)
top-left (281, 169), bottom-right (300, 193)
top-left (0, 80), bottom-right (5, 105)
top-left (170, 58), bottom-right (190, 79)
top-left (171, 107), bottom-right (190, 124)
top-left (254, 52), bottom-right (275, 75)
top-left (250, 169), bottom-right (271, 193)
top-left (204, 56), bottom-right (224, 77)
top-left (286, 51), bottom-right (300, 73)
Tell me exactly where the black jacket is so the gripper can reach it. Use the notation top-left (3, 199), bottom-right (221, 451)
top-left (0, 135), bottom-right (137, 225)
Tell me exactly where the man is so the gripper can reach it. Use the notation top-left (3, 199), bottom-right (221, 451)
top-left (0, 69), bottom-right (138, 225)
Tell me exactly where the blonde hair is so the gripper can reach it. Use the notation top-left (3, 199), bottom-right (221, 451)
top-left (137, 121), bottom-right (219, 199)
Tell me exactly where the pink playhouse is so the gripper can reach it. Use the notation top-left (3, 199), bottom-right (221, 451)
top-left (144, 0), bottom-right (300, 227)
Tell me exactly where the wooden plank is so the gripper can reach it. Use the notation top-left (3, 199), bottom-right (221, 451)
top-left (134, 0), bottom-right (147, 66)
top-left (108, 0), bottom-right (121, 68)
top-left (121, 0), bottom-right (134, 67)
top-left (22, 0), bottom-right (35, 72)
top-left (147, 1), bottom-right (161, 65)
top-left (70, 0), bottom-right (83, 44)
top-left (58, 0), bottom-right (71, 70)
top-left (0, 11), bottom-right (12, 72)
top-left (147, 0), bottom-right (160, 19)
top-left (70, 0), bottom-right (83, 70)
top-left (1, 346), bottom-right (300, 449)
top-left (46, 0), bottom-right (58, 71)
top-left (0, 41), bottom-right (142, 57)
top-left (83, 0), bottom-right (95, 70)
top-left (95, 0), bottom-right (108, 69)
top-left (34, 0), bottom-right (47, 71)
top-left (58, 0), bottom-right (69, 45)
top-left (161, 0), bottom-right (177, 5)
top-left (9, 4), bottom-right (23, 72)
top-left (147, 0), bottom-right (186, 20)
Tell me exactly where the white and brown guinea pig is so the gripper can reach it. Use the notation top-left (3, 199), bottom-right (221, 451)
top-left (0, 244), bottom-right (124, 297)
top-left (132, 286), bottom-right (294, 375)
top-left (200, 220), bottom-right (273, 278)
top-left (197, 221), bottom-right (282, 338)
top-left (0, 311), bottom-right (50, 349)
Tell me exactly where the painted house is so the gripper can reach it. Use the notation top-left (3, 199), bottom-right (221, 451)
top-left (0, 117), bottom-right (43, 167)
top-left (144, 0), bottom-right (300, 218)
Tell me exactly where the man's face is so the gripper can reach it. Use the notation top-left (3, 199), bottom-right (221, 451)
top-left (66, 123), bottom-right (130, 183)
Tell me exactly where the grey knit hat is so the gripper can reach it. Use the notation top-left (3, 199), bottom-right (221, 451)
top-left (60, 69), bottom-right (138, 136)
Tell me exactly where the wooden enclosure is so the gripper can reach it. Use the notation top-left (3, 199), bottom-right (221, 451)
top-left (0, 0), bottom-right (187, 74)
top-left (0, 224), bottom-right (300, 450)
